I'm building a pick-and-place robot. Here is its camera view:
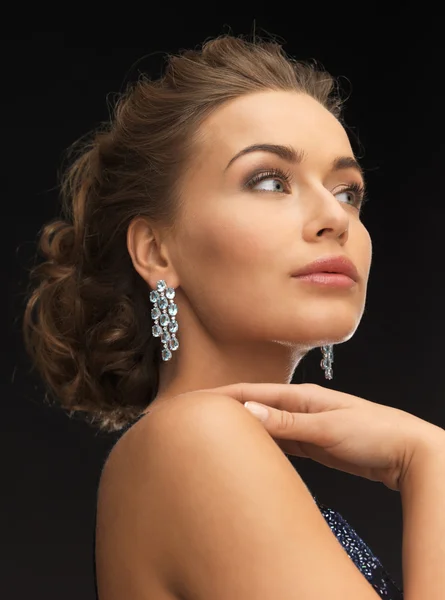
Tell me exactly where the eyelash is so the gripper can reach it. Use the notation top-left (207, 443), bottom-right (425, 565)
top-left (338, 181), bottom-right (368, 210)
top-left (244, 167), bottom-right (294, 191)
top-left (244, 167), bottom-right (368, 210)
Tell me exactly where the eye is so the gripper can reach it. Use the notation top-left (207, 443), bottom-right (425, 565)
top-left (244, 167), bottom-right (292, 193)
top-left (254, 177), bottom-right (286, 192)
top-left (335, 190), bottom-right (356, 205)
top-left (334, 182), bottom-right (366, 209)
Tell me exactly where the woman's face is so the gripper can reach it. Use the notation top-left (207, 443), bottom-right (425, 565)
top-left (167, 90), bottom-right (372, 351)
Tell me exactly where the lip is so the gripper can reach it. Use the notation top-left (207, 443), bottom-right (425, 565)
top-left (291, 255), bottom-right (359, 283)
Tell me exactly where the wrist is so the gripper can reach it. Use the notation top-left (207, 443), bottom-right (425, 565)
top-left (400, 426), bottom-right (445, 493)
top-left (414, 425), bottom-right (445, 456)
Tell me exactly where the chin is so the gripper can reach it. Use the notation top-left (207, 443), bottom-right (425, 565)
top-left (288, 313), bottom-right (363, 348)
top-left (279, 292), bottom-right (365, 340)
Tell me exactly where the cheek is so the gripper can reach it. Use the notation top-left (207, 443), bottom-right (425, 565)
top-left (179, 203), bottom-right (279, 273)
top-left (362, 227), bottom-right (372, 269)
top-left (173, 207), bottom-right (284, 334)
top-left (353, 222), bottom-right (372, 280)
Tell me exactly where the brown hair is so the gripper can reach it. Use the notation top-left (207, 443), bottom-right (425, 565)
top-left (22, 34), bottom-right (343, 432)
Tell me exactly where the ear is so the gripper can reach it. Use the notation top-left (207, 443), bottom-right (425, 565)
top-left (126, 217), bottom-right (179, 290)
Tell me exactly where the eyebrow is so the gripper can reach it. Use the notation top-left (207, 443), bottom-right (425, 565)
top-left (224, 143), bottom-right (364, 180)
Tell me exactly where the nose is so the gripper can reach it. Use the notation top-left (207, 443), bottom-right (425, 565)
top-left (302, 186), bottom-right (350, 245)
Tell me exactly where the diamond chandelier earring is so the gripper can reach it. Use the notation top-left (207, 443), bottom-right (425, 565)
top-left (321, 345), bottom-right (334, 380)
top-left (150, 280), bottom-right (179, 361)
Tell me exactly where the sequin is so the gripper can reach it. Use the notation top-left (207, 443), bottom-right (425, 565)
top-left (314, 497), bottom-right (403, 599)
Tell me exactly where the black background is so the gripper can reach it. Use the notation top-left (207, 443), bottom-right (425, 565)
top-left (3, 18), bottom-right (444, 599)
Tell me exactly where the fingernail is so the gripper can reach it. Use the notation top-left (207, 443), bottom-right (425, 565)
top-left (244, 402), bottom-right (269, 421)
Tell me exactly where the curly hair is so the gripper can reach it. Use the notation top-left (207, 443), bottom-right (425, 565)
top-left (22, 34), bottom-right (343, 432)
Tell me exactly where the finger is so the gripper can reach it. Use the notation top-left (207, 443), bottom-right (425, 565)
top-left (200, 382), bottom-right (346, 413)
top-left (244, 401), bottom-right (328, 443)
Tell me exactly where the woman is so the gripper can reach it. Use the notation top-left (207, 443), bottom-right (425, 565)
top-left (23, 35), bottom-right (445, 599)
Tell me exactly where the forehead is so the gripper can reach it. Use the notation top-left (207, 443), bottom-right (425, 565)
top-left (197, 90), bottom-right (353, 167)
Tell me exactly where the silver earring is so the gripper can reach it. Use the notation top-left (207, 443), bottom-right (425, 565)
top-left (320, 345), bottom-right (334, 380)
top-left (150, 280), bottom-right (179, 361)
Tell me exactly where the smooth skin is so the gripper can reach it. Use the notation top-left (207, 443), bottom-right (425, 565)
top-left (127, 91), bottom-right (372, 401)
top-left (95, 91), bottom-right (442, 599)
top-left (96, 386), bottom-right (445, 599)
top-left (198, 381), bottom-right (445, 491)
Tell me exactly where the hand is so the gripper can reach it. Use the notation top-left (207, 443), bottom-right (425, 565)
top-left (199, 382), bottom-right (445, 491)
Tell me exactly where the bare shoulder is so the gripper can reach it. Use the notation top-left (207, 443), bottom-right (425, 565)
top-left (97, 391), bottom-right (380, 600)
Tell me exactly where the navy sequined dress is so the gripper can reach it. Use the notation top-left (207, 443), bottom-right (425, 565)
top-left (313, 496), bottom-right (403, 598)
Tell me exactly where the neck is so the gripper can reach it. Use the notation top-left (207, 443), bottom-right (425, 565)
top-left (151, 328), bottom-right (308, 410)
